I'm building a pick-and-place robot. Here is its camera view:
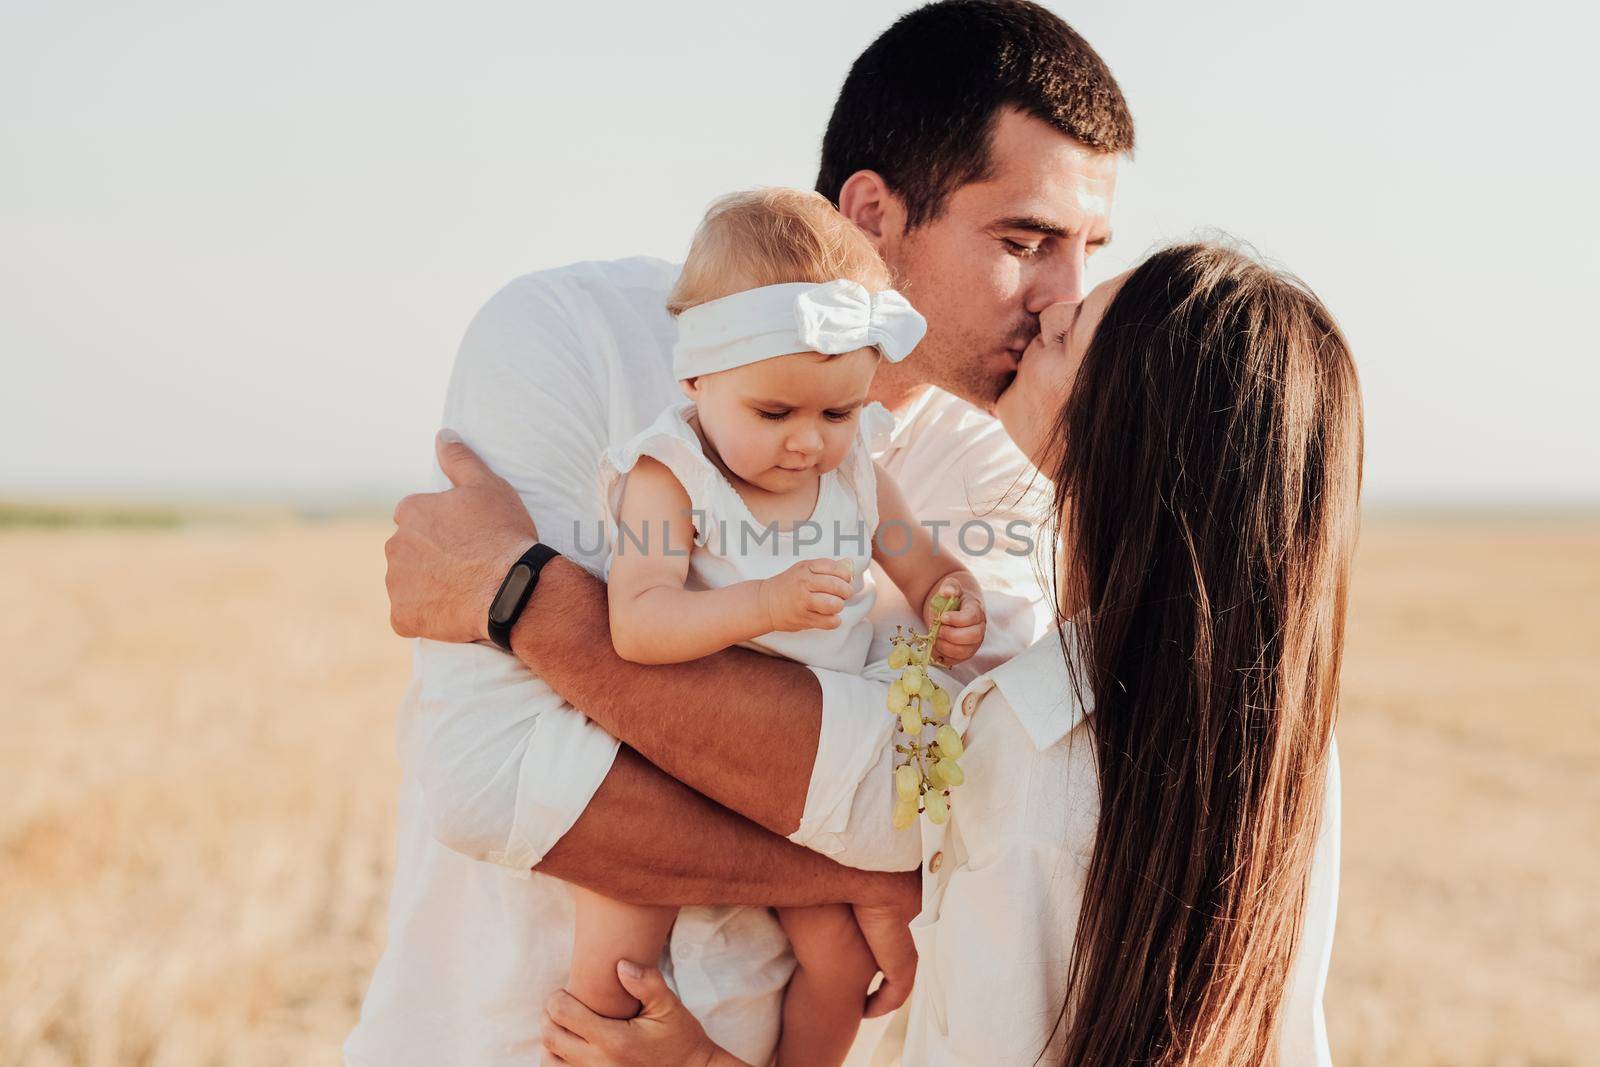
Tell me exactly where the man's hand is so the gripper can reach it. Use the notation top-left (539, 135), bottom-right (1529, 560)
top-left (541, 960), bottom-right (748, 1067)
top-left (385, 430), bottom-right (539, 643)
top-left (852, 873), bottom-right (922, 1018)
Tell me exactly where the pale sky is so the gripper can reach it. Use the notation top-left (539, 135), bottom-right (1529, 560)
top-left (2, 0), bottom-right (1595, 505)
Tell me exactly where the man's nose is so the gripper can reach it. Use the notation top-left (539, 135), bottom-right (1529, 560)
top-left (1027, 237), bottom-right (1088, 312)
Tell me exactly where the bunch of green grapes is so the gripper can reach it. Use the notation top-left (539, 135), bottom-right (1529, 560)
top-left (886, 593), bottom-right (966, 829)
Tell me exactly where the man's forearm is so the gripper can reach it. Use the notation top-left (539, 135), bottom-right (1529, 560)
top-left (538, 746), bottom-right (913, 908)
top-left (511, 557), bottom-right (820, 835)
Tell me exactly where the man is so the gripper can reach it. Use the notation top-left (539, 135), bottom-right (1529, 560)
top-left (348, 3), bottom-right (1133, 1064)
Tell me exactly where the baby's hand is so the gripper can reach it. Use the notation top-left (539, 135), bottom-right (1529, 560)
top-left (925, 577), bottom-right (986, 667)
top-left (759, 558), bottom-right (855, 633)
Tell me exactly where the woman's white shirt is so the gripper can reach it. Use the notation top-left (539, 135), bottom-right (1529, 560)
top-left (895, 625), bottom-right (1341, 1066)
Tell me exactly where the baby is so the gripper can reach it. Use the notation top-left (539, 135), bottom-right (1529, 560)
top-left (579, 188), bottom-right (987, 1067)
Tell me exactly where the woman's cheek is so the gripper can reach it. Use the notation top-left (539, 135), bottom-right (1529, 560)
top-left (1039, 350), bottom-right (1075, 413)
top-left (1018, 356), bottom-right (1068, 464)
top-left (995, 384), bottom-right (1038, 467)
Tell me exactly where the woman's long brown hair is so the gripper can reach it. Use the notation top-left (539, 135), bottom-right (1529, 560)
top-left (1041, 243), bottom-right (1364, 1064)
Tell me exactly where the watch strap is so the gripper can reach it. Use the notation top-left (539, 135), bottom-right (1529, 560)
top-left (487, 542), bottom-right (560, 652)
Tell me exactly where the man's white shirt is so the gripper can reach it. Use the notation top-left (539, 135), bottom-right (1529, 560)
top-left (344, 257), bottom-right (1053, 1067)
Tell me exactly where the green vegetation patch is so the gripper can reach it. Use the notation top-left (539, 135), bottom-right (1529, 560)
top-left (0, 502), bottom-right (185, 529)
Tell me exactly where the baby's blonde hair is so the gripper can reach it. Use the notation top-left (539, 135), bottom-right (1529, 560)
top-left (667, 188), bottom-right (893, 316)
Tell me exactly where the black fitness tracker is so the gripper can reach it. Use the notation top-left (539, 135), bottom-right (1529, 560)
top-left (487, 542), bottom-right (561, 652)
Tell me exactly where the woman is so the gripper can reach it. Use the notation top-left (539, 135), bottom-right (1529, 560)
top-left (539, 241), bottom-right (1362, 1066)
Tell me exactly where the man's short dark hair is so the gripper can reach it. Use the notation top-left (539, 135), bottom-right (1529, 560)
top-left (816, 0), bottom-right (1135, 229)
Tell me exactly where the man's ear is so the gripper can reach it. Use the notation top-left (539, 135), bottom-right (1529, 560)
top-left (837, 171), bottom-right (907, 256)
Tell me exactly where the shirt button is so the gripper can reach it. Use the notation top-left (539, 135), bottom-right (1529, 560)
top-left (962, 693), bottom-right (978, 715)
top-left (928, 851), bottom-right (944, 874)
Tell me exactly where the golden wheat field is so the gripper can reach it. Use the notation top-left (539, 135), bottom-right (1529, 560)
top-left (1, 514), bottom-right (1596, 1066)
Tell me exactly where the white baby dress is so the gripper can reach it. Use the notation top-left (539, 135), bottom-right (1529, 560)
top-left (598, 399), bottom-right (898, 675)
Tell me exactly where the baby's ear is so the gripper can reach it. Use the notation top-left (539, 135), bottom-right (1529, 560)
top-left (679, 378), bottom-right (699, 401)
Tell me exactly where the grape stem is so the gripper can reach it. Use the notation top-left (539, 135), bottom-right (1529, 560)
top-left (889, 607), bottom-right (962, 822)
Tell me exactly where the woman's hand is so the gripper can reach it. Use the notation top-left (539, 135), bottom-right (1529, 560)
top-left (540, 960), bottom-right (749, 1067)
top-left (924, 574), bottom-right (987, 667)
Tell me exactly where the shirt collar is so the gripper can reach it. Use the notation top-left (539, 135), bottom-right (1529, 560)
top-left (982, 621), bottom-right (1092, 750)
top-left (881, 384), bottom-right (944, 456)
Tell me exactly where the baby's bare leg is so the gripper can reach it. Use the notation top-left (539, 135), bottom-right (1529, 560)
top-left (569, 886), bottom-right (679, 1019)
top-left (775, 903), bottom-right (880, 1067)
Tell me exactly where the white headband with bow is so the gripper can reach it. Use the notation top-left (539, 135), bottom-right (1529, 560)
top-left (672, 279), bottom-right (927, 380)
